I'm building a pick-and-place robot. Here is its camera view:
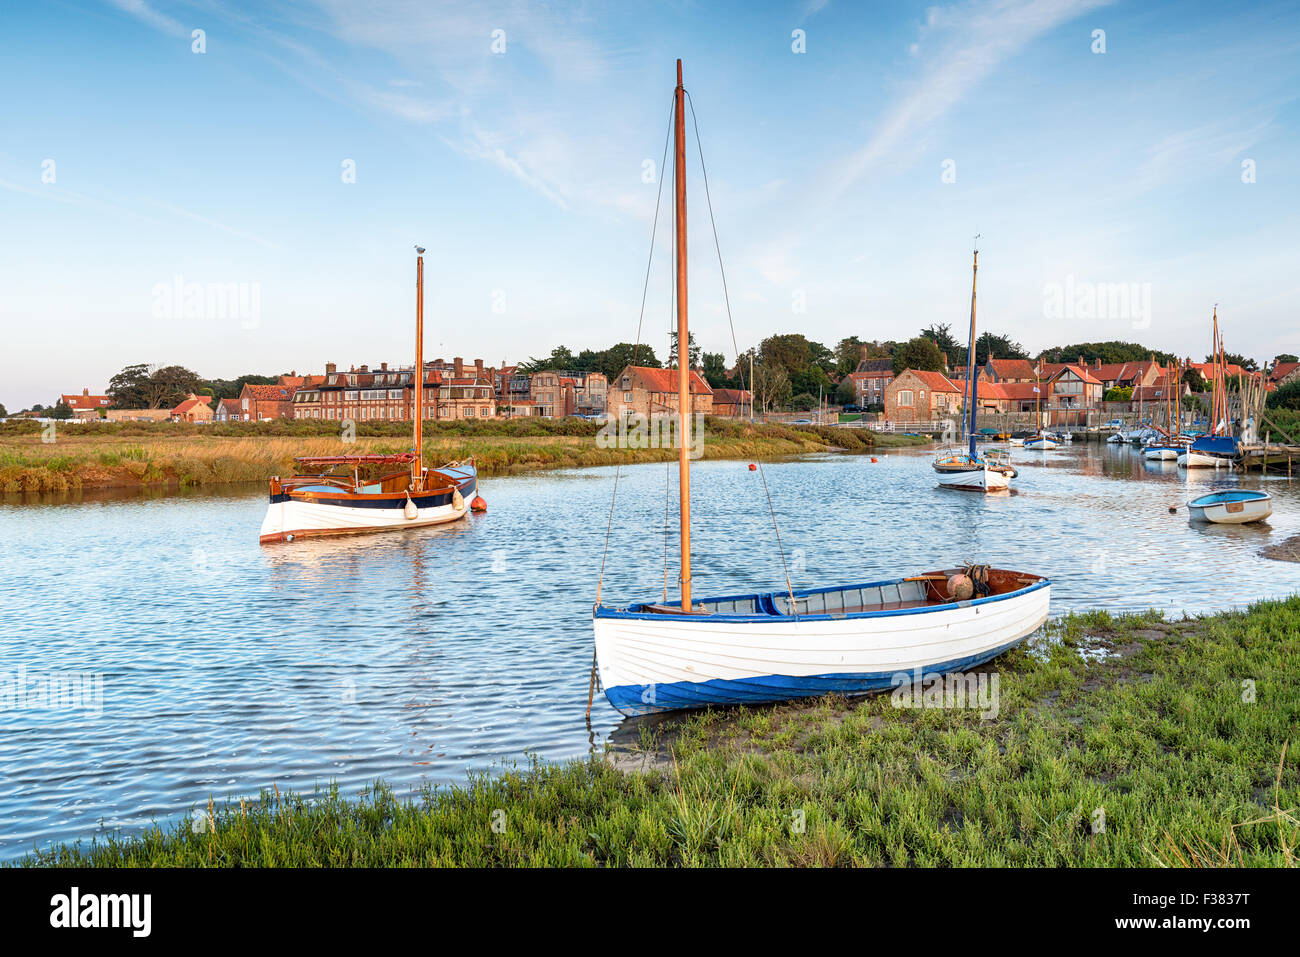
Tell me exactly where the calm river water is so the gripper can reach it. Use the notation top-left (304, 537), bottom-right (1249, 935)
top-left (2, 442), bottom-right (1299, 859)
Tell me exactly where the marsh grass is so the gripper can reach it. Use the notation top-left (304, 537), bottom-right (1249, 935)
top-left (0, 420), bottom-right (928, 492)
top-left (19, 597), bottom-right (1299, 867)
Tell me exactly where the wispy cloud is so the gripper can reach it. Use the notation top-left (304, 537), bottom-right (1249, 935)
top-left (104, 0), bottom-right (188, 37)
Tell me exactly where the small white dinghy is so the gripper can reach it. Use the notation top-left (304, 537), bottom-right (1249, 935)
top-left (595, 568), bottom-right (1051, 715)
top-left (1187, 490), bottom-right (1272, 524)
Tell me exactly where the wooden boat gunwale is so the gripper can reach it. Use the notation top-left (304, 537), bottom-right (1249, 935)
top-left (595, 570), bottom-right (1049, 624)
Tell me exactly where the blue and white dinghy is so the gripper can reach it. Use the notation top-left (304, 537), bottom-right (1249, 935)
top-left (594, 569), bottom-right (1051, 715)
top-left (590, 61), bottom-right (1050, 717)
top-left (1187, 489), bottom-right (1272, 524)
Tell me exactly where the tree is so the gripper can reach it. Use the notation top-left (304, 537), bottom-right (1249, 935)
top-left (834, 336), bottom-right (864, 375)
top-left (1217, 352), bottom-right (1257, 372)
top-left (50, 400), bottom-right (73, 419)
top-left (920, 323), bottom-right (961, 368)
top-left (1266, 380), bottom-right (1300, 412)
top-left (759, 334), bottom-right (813, 377)
top-left (596, 342), bottom-right (660, 379)
top-left (1274, 353), bottom-right (1298, 365)
top-left (1182, 367), bottom-right (1207, 393)
top-left (973, 332), bottom-right (1028, 364)
top-left (891, 337), bottom-right (946, 376)
top-left (1103, 386), bottom-right (1133, 402)
top-left (144, 365), bottom-right (202, 408)
top-left (834, 377), bottom-right (856, 406)
top-left (203, 374), bottom-right (277, 402)
top-left (667, 331), bottom-right (701, 369)
top-left (518, 346), bottom-right (577, 374)
top-left (1040, 341), bottom-right (1176, 366)
top-left (0, 402), bottom-right (7, 418)
top-left (701, 351), bottom-right (729, 388)
top-left (107, 363), bottom-right (153, 408)
top-left (751, 361), bottom-right (790, 413)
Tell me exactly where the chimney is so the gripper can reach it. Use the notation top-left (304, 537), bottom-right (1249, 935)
top-left (83, 387), bottom-right (89, 396)
top-left (454, 357), bottom-right (464, 378)
top-left (381, 362), bottom-right (388, 372)
top-left (859, 344), bottom-right (868, 361)
top-left (474, 358), bottom-right (484, 380)
top-left (325, 362), bottom-right (337, 375)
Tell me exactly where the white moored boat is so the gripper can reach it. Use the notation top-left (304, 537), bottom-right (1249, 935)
top-left (1024, 434), bottom-right (1058, 450)
top-left (595, 569), bottom-right (1051, 715)
top-left (933, 452), bottom-right (1011, 491)
top-left (931, 245), bottom-right (1014, 493)
top-left (260, 458), bottom-right (476, 544)
top-left (590, 61), bottom-right (1048, 717)
top-left (1187, 490), bottom-right (1272, 524)
top-left (260, 247), bottom-right (481, 544)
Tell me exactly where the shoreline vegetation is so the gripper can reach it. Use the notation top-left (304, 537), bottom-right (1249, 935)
top-left (19, 599), bottom-right (1299, 867)
top-left (0, 418), bottom-right (929, 494)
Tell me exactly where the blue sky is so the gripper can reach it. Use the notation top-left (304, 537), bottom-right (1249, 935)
top-left (2, 0), bottom-right (1298, 408)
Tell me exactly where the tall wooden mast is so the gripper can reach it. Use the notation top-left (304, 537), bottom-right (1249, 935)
top-left (964, 244), bottom-right (979, 459)
top-left (413, 246), bottom-right (425, 487)
top-left (674, 59), bottom-right (692, 612)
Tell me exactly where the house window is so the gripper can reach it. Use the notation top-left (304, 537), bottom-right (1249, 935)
top-left (897, 390), bottom-right (914, 406)
top-left (241, 397), bottom-right (249, 410)
top-left (623, 392), bottom-right (633, 403)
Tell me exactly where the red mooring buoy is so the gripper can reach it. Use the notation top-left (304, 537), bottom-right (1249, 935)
top-left (748, 463), bottom-right (757, 471)
top-left (871, 457), bottom-right (879, 463)
top-left (471, 496), bottom-right (487, 513)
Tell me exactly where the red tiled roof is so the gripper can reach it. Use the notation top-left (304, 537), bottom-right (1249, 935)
top-left (61, 393), bottom-right (111, 410)
top-left (172, 396), bottom-right (212, 415)
top-left (897, 369), bottom-right (959, 393)
top-left (712, 388), bottom-right (752, 404)
top-left (623, 366), bottom-right (713, 395)
top-left (1271, 362), bottom-right (1299, 382)
top-left (241, 384), bottom-right (294, 400)
top-left (218, 398), bottom-right (242, 414)
top-left (984, 358), bottom-right (1036, 380)
top-left (1044, 363), bottom-right (1102, 385)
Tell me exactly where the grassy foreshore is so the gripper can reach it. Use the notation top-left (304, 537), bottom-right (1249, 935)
top-left (0, 418), bottom-right (927, 493)
top-left (21, 598), bottom-right (1299, 867)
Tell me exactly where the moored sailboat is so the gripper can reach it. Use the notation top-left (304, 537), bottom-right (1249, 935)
top-left (259, 248), bottom-right (478, 544)
top-left (591, 61), bottom-right (1049, 716)
top-left (932, 244), bottom-right (1014, 492)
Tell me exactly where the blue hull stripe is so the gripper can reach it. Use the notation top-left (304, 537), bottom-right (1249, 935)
top-left (604, 636), bottom-right (1029, 716)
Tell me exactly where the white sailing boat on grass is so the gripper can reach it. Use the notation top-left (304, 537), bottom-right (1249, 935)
top-left (589, 61), bottom-right (1050, 717)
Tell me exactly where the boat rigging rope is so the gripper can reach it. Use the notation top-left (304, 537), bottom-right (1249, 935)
top-left (685, 89), bottom-right (797, 611)
top-left (588, 96), bottom-right (674, 718)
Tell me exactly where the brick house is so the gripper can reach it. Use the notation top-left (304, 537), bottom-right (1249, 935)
top-left (292, 358), bottom-right (498, 422)
top-left (711, 388), bottom-right (752, 418)
top-left (1269, 361), bottom-right (1300, 391)
top-left (607, 365), bottom-right (713, 419)
top-left (171, 394), bottom-right (214, 422)
top-left (214, 398), bottom-right (243, 422)
top-left (60, 388), bottom-right (112, 420)
top-left (847, 358), bottom-right (894, 407)
top-left (237, 382), bottom-right (296, 421)
top-left (884, 369), bottom-right (961, 423)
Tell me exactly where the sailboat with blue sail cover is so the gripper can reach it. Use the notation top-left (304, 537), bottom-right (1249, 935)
top-left (589, 62), bottom-right (1049, 717)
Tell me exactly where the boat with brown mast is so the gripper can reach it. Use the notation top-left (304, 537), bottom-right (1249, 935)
top-left (590, 60), bottom-right (1049, 715)
top-left (259, 247), bottom-right (479, 544)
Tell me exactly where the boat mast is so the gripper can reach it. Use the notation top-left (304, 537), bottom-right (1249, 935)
top-left (413, 246), bottom-right (425, 488)
top-left (674, 59), bottom-right (692, 612)
top-left (964, 242), bottom-right (979, 459)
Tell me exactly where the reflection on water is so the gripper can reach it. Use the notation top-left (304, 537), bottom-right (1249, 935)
top-left (1, 443), bottom-right (1297, 859)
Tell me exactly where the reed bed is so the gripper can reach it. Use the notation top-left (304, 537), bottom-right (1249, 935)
top-left (20, 597), bottom-right (1299, 867)
top-left (0, 420), bottom-right (927, 492)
